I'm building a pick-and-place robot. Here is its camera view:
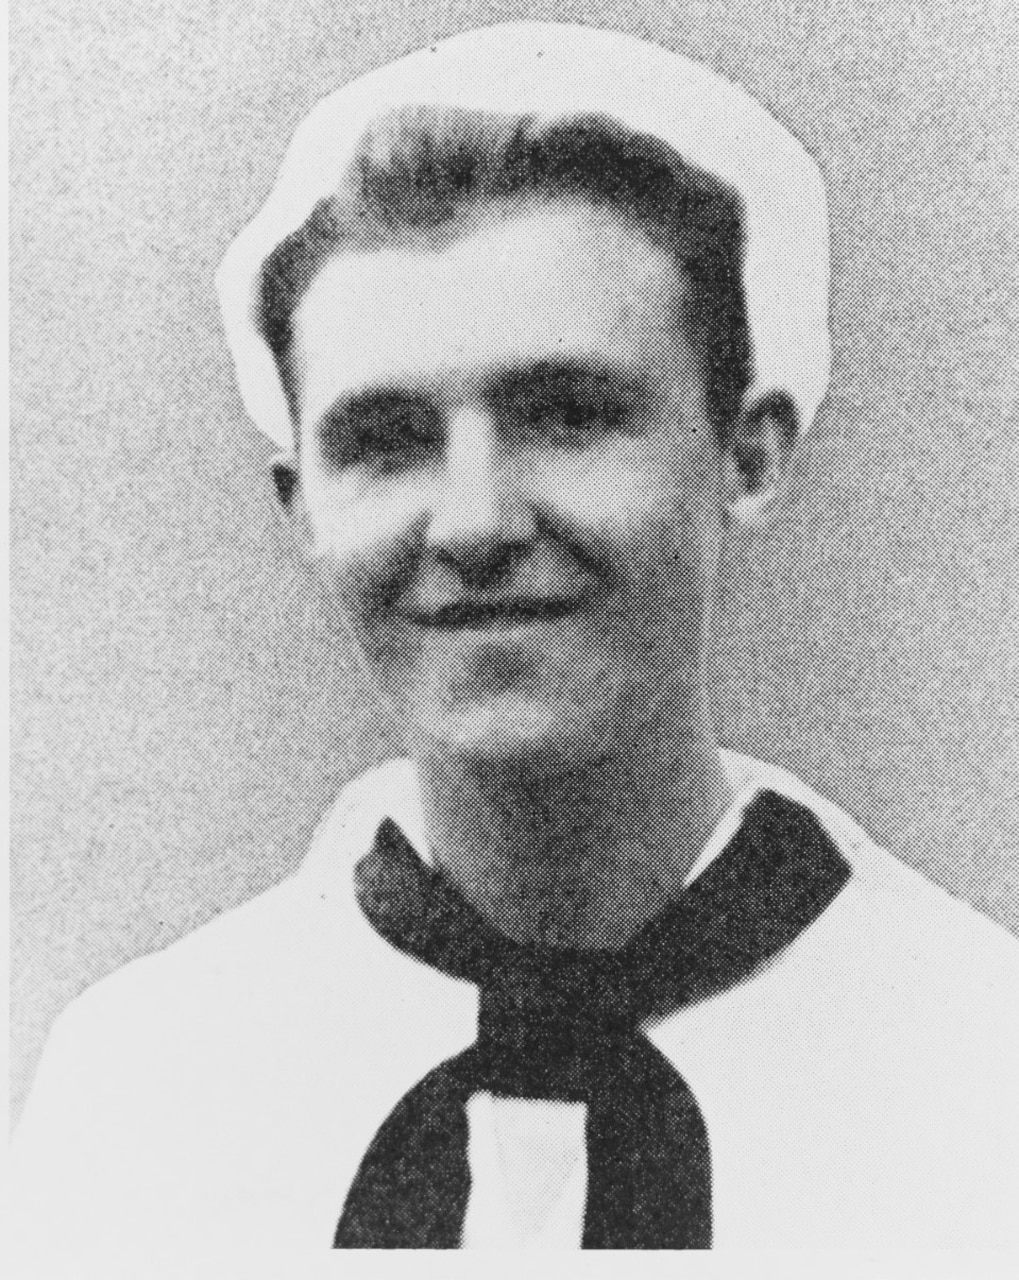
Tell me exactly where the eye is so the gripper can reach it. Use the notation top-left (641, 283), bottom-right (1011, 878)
top-left (320, 399), bottom-right (441, 472)
top-left (516, 388), bottom-right (628, 441)
top-left (357, 408), bottom-right (438, 461)
top-left (526, 396), bottom-right (598, 430)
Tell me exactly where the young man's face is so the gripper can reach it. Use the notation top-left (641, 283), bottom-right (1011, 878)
top-left (289, 201), bottom-right (727, 774)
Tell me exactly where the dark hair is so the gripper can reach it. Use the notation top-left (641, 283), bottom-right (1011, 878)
top-left (258, 105), bottom-right (752, 440)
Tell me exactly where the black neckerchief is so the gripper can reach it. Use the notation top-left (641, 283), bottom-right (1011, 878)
top-left (334, 788), bottom-right (851, 1249)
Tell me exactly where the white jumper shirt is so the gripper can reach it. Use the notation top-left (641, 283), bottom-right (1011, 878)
top-left (11, 752), bottom-right (1019, 1263)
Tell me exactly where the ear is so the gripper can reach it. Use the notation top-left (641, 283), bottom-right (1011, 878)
top-left (722, 391), bottom-right (799, 528)
top-left (268, 451), bottom-right (319, 564)
top-left (270, 452), bottom-right (300, 511)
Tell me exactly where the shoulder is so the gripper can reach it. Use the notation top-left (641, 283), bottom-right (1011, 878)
top-left (30, 761), bottom-right (419, 1075)
top-left (722, 748), bottom-right (1019, 996)
top-left (723, 747), bottom-right (903, 874)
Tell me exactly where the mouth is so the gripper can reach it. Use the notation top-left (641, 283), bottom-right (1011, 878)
top-left (409, 597), bottom-right (585, 631)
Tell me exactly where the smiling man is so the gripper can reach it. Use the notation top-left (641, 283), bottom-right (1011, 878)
top-left (12, 22), bottom-right (1019, 1259)
top-left (280, 182), bottom-right (741, 954)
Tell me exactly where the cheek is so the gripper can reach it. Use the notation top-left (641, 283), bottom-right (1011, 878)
top-left (303, 481), bottom-right (425, 625)
top-left (538, 442), bottom-right (721, 588)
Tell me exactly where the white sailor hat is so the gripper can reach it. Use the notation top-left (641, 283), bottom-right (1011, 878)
top-left (216, 21), bottom-right (830, 450)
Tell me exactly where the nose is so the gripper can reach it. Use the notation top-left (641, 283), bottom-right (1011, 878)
top-left (425, 405), bottom-right (536, 586)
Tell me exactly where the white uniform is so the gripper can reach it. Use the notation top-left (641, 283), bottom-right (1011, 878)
top-left (11, 751), bottom-right (1019, 1267)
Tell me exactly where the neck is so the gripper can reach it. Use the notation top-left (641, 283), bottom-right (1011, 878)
top-left (414, 710), bottom-right (733, 951)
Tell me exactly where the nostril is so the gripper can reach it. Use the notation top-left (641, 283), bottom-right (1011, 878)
top-left (450, 541), bottom-right (526, 589)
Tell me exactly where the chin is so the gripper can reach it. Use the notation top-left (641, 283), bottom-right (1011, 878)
top-left (412, 693), bottom-right (612, 781)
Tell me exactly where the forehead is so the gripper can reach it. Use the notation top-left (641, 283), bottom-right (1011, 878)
top-left (291, 202), bottom-right (693, 428)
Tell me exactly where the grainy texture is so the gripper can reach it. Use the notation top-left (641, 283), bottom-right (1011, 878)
top-left (10, 0), bottom-right (1019, 1124)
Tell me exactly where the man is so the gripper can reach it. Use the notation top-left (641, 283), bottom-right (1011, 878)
top-left (12, 22), bottom-right (1018, 1257)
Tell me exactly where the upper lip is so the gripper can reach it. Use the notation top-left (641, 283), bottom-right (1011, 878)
top-left (407, 596), bottom-right (587, 629)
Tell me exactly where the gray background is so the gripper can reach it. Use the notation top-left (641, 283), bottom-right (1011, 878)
top-left (10, 0), bottom-right (1019, 1121)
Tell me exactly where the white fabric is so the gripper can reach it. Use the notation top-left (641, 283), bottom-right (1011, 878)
top-left (10, 752), bottom-right (1019, 1269)
top-left (215, 22), bottom-right (831, 449)
top-left (682, 782), bottom-right (761, 885)
top-left (463, 1093), bottom-right (588, 1248)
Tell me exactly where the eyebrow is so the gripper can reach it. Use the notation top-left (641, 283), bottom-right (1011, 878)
top-left (483, 358), bottom-right (652, 405)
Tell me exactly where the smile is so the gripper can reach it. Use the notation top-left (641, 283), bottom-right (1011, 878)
top-left (409, 598), bottom-right (584, 630)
